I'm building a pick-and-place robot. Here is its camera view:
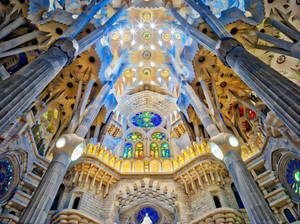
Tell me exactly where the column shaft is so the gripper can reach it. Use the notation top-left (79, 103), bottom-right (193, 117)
top-left (224, 150), bottom-right (278, 224)
top-left (226, 46), bottom-right (300, 138)
top-left (19, 151), bottom-right (70, 224)
top-left (75, 83), bottom-right (111, 138)
top-left (0, 47), bottom-right (68, 134)
top-left (182, 82), bottom-right (220, 137)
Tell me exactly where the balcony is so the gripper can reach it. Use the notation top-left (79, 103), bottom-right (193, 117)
top-left (50, 209), bottom-right (101, 224)
top-left (191, 207), bottom-right (244, 224)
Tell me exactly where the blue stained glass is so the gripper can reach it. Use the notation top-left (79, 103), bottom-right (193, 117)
top-left (286, 159), bottom-right (300, 196)
top-left (123, 142), bottom-right (133, 159)
top-left (161, 142), bottom-right (170, 158)
top-left (131, 112), bottom-right (162, 128)
top-left (136, 207), bottom-right (159, 224)
top-left (0, 158), bottom-right (14, 196)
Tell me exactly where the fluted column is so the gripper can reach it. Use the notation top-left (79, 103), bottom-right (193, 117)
top-left (19, 134), bottom-right (84, 224)
top-left (220, 40), bottom-right (300, 138)
top-left (181, 80), bottom-right (220, 137)
top-left (19, 151), bottom-right (70, 223)
top-left (0, 42), bottom-right (70, 134)
top-left (225, 150), bottom-right (277, 223)
top-left (210, 133), bottom-right (278, 224)
top-left (169, 4), bottom-right (300, 138)
top-left (0, 4), bottom-right (121, 135)
top-left (75, 82), bottom-right (112, 137)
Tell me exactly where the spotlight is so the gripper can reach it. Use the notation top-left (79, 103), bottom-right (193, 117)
top-left (228, 135), bottom-right (239, 147)
top-left (150, 23), bottom-right (156, 28)
top-left (138, 23), bottom-right (144, 29)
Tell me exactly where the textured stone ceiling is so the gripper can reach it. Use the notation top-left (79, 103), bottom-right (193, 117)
top-left (115, 90), bottom-right (178, 118)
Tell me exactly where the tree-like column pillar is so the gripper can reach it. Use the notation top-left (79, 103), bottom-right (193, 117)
top-left (19, 134), bottom-right (85, 224)
top-left (0, 38), bottom-right (77, 135)
top-left (216, 38), bottom-right (300, 138)
top-left (210, 133), bottom-right (278, 224)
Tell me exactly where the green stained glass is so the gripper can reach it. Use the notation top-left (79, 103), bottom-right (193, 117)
top-left (151, 132), bottom-right (166, 142)
top-left (123, 142), bottom-right (133, 159)
top-left (131, 112), bottom-right (162, 128)
top-left (161, 142), bottom-right (170, 158)
top-left (286, 159), bottom-right (300, 195)
top-left (127, 132), bottom-right (142, 142)
top-left (295, 171), bottom-right (300, 182)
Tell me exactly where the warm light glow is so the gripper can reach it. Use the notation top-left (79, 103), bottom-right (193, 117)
top-left (139, 62), bottom-right (144, 67)
top-left (139, 45), bottom-right (144, 50)
top-left (158, 29), bottom-right (163, 34)
top-left (150, 45), bottom-right (155, 50)
top-left (131, 40), bottom-right (136, 46)
top-left (228, 135), bottom-right (239, 147)
top-left (158, 40), bottom-right (162, 46)
top-left (130, 28), bottom-right (135, 34)
top-left (56, 137), bottom-right (66, 148)
top-left (150, 61), bottom-right (155, 67)
top-left (209, 142), bottom-right (223, 160)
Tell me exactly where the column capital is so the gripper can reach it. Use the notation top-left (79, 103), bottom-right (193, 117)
top-left (209, 132), bottom-right (240, 159)
top-left (53, 38), bottom-right (79, 65)
top-left (215, 37), bottom-right (241, 66)
top-left (54, 134), bottom-right (85, 160)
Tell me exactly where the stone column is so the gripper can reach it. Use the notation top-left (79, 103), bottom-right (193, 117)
top-left (181, 80), bottom-right (220, 137)
top-left (169, 4), bottom-right (300, 138)
top-left (225, 151), bottom-right (277, 223)
top-left (75, 82), bottom-right (112, 137)
top-left (210, 133), bottom-right (278, 224)
top-left (0, 1), bottom-right (115, 135)
top-left (0, 38), bottom-right (77, 135)
top-left (217, 39), bottom-right (300, 138)
top-left (19, 134), bottom-right (84, 224)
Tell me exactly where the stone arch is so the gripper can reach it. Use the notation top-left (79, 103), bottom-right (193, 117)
top-left (270, 148), bottom-right (289, 171)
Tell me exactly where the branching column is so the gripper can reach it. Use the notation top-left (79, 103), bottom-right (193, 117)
top-left (170, 6), bottom-right (278, 222)
top-left (0, 0), bottom-right (115, 135)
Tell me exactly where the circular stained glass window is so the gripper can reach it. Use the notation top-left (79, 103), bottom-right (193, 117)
top-left (151, 132), bottom-right (166, 142)
top-left (0, 158), bottom-right (13, 196)
top-left (131, 112), bottom-right (162, 128)
top-left (127, 132), bottom-right (142, 142)
top-left (286, 159), bottom-right (300, 195)
top-left (136, 207), bottom-right (159, 224)
top-left (278, 153), bottom-right (300, 202)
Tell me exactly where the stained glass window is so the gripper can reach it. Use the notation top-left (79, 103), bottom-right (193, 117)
top-left (136, 207), bottom-right (159, 224)
top-left (161, 142), bottom-right (170, 158)
top-left (131, 112), bottom-right (162, 128)
top-left (151, 132), bottom-right (166, 142)
top-left (0, 158), bottom-right (13, 196)
top-left (150, 142), bottom-right (159, 159)
top-left (123, 142), bottom-right (133, 159)
top-left (127, 132), bottom-right (142, 142)
top-left (286, 159), bottom-right (300, 195)
top-left (135, 142), bottom-right (144, 159)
